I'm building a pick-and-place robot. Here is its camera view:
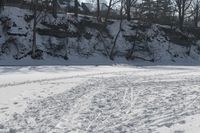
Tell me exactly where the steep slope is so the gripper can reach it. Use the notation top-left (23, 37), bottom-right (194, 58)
top-left (1, 7), bottom-right (200, 64)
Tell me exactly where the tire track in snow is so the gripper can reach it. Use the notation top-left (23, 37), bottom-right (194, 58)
top-left (0, 70), bottom-right (136, 88)
top-left (0, 68), bottom-right (196, 89)
top-left (2, 69), bottom-right (200, 133)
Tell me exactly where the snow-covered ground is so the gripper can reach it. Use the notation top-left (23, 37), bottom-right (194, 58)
top-left (0, 65), bottom-right (200, 133)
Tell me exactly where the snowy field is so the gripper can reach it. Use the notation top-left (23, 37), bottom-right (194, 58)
top-left (0, 65), bottom-right (200, 133)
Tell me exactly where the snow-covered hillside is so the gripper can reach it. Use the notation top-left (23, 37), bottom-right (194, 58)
top-left (1, 5), bottom-right (200, 133)
top-left (0, 65), bottom-right (200, 133)
top-left (1, 7), bottom-right (200, 65)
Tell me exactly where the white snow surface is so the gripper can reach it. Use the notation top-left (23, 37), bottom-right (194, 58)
top-left (0, 65), bottom-right (200, 133)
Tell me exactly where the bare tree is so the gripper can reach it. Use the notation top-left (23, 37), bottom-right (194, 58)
top-left (193, 0), bottom-right (200, 27)
top-left (105, 0), bottom-right (113, 23)
top-left (105, 0), bottom-right (121, 23)
top-left (125, 0), bottom-right (137, 21)
top-left (110, 0), bottom-right (124, 60)
top-left (174, 0), bottom-right (193, 29)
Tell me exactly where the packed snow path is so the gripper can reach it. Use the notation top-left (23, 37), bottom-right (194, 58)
top-left (0, 65), bottom-right (200, 133)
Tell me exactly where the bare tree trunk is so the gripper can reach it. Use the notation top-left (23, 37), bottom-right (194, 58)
top-left (179, 16), bottom-right (184, 30)
top-left (177, 5), bottom-right (184, 30)
top-left (194, 1), bottom-right (199, 27)
top-left (170, 8), bottom-right (176, 30)
top-left (126, 0), bottom-right (131, 21)
top-left (32, 0), bottom-right (38, 58)
top-left (180, 7), bottom-right (185, 30)
top-left (97, 0), bottom-right (100, 21)
top-left (75, 0), bottom-right (78, 17)
top-left (52, 0), bottom-right (58, 18)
